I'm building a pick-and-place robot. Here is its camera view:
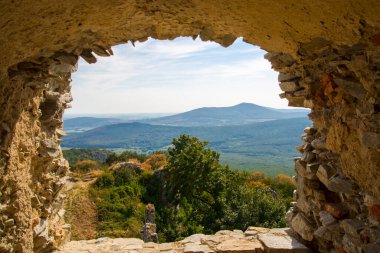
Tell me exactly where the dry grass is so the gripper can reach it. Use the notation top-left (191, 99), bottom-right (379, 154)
top-left (64, 177), bottom-right (99, 240)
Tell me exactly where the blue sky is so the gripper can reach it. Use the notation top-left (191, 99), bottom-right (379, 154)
top-left (68, 37), bottom-right (287, 114)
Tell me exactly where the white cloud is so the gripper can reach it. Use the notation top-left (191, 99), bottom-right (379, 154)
top-left (68, 37), bottom-right (287, 114)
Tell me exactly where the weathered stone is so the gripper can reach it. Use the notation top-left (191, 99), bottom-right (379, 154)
top-left (316, 164), bottom-right (337, 187)
top-left (291, 214), bottom-right (315, 241)
top-left (159, 243), bottom-right (174, 251)
top-left (305, 162), bottom-right (320, 180)
top-left (4, 219), bottom-right (14, 227)
top-left (278, 73), bottom-right (299, 82)
top-left (301, 152), bottom-right (315, 163)
top-left (340, 219), bottom-right (365, 238)
top-left (360, 132), bottom-right (380, 149)
top-left (319, 211), bottom-right (336, 226)
top-left (333, 75), bottom-right (366, 100)
top-left (80, 49), bottom-right (97, 64)
top-left (258, 232), bottom-right (311, 253)
top-left (33, 218), bottom-right (48, 236)
top-left (314, 223), bottom-right (341, 241)
top-left (342, 234), bottom-right (361, 253)
top-left (326, 177), bottom-right (356, 194)
top-left (304, 127), bottom-right (316, 135)
top-left (362, 243), bottom-right (380, 253)
top-left (324, 203), bottom-right (349, 219)
top-left (184, 244), bottom-right (214, 253)
top-left (264, 53), bottom-right (295, 70)
top-left (279, 81), bottom-right (298, 92)
top-left (369, 205), bottom-right (380, 221)
top-left (295, 160), bottom-right (307, 177)
top-left (181, 234), bottom-right (207, 244)
top-left (311, 139), bottom-right (326, 150)
top-left (215, 239), bottom-right (263, 253)
top-left (287, 96), bottom-right (305, 107)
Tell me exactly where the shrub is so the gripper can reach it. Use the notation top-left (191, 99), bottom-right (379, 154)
top-left (95, 173), bottom-right (115, 188)
top-left (72, 159), bottom-right (99, 172)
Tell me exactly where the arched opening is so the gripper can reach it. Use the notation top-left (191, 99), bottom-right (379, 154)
top-left (60, 37), bottom-right (310, 245)
top-left (1, 2), bottom-right (379, 253)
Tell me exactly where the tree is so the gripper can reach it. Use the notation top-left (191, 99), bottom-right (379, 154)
top-left (165, 134), bottom-right (220, 204)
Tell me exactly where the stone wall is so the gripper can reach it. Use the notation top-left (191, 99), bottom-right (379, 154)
top-left (0, 1), bottom-right (380, 252)
top-left (0, 53), bottom-right (78, 252)
top-left (265, 37), bottom-right (380, 252)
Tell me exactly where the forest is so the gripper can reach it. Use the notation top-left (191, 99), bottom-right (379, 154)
top-left (65, 135), bottom-right (295, 242)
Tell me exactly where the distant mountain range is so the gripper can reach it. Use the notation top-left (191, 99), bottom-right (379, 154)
top-left (140, 103), bottom-right (308, 126)
top-left (64, 103), bottom-right (309, 131)
top-left (62, 103), bottom-right (311, 174)
top-left (64, 117), bottom-right (123, 132)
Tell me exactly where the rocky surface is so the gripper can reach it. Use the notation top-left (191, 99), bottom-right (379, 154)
top-left (266, 38), bottom-right (380, 252)
top-left (0, 1), bottom-right (380, 252)
top-left (54, 228), bottom-right (311, 253)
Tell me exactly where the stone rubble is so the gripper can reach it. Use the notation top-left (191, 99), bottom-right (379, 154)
top-left (54, 228), bottom-right (311, 253)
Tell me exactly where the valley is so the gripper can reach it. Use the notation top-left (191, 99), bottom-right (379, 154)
top-left (63, 103), bottom-right (310, 175)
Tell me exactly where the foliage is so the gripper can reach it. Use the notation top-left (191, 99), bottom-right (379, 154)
top-left (105, 150), bottom-right (148, 165)
top-left (62, 117), bottom-right (311, 173)
top-left (72, 159), bottom-right (100, 172)
top-left (63, 148), bottom-right (114, 166)
top-left (83, 135), bottom-right (296, 241)
top-left (141, 153), bottom-right (167, 171)
top-left (91, 167), bottom-right (145, 238)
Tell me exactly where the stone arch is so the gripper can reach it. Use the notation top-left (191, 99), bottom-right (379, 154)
top-left (0, 1), bottom-right (380, 252)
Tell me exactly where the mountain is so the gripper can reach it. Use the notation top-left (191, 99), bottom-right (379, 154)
top-left (139, 103), bottom-right (309, 126)
top-left (62, 117), bottom-right (311, 173)
top-left (63, 117), bottom-right (123, 132)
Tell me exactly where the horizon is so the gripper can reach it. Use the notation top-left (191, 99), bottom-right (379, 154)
top-left (68, 37), bottom-right (294, 114)
top-left (64, 102), bottom-right (308, 118)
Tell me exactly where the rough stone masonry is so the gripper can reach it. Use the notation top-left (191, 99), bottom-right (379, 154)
top-left (0, 1), bottom-right (380, 252)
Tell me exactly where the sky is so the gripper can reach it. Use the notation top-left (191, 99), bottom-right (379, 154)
top-left (67, 37), bottom-right (287, 114)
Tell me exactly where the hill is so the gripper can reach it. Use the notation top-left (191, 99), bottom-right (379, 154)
top-left (140, 103), bottom-right (309, 126)
top-left (63, 117), bottom-right (123, 132)
top-left (62, 117), bottom-right (311, 174)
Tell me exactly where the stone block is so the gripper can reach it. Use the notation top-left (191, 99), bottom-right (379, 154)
top-left (333, 75), bottom-right (366, 100)
top-left (324, 203), bottom-right (349, 219)
top-left (319, 211), bottom-right (336, 226)
top-left (360, 131), bottom-right (380, 148)
top-left (295, 160), bottom-right (307, 177)
top-left (4, 219), bottom-right (14, 227)
top-left (258, 232), bottom-right (311, 253)
top-left (342, 234), bottom-right (361, 253)
top-left (159, 243), bottom-right (174, 251)
top-left (278, 73), bottom-right (299, 82)
top-left (303, 99), bottom-right (313, 109)
top-left (301, 152), bottom-right (315, 163)
top-left (291, 213), bottom-right (315, 241)
top-left (288, 96), bottom-right (305, 107)
top-left (215, 239), bottom-right (263, 253)
top-left (184, 244), bottom-right (214, 253)
top-left (326, 177), bottom-right (355, 194)
top-left (311, 138), bottom-right (326, 150)
top-left (314, 223), bottom-right (341, 241)
top-left (296, 196), bottom-right (311, 214)
top-left (303, 127), bottom-right (316, 135)
top-left (279, 81), bottom-right (298, 92)
top-left (340, 219), bottom-right (364, 238)
top-left (305, 162), bottom-right (320, 180)
top-left (362, 243), bottom-right (380, 253)
top-left (369, 205), bottom-right (380, 221)
top-left (316, 164), bottom-right (336, 187)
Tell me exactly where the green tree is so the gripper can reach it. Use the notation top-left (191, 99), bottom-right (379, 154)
top-left (166, 134), bottom-right (220, 204)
